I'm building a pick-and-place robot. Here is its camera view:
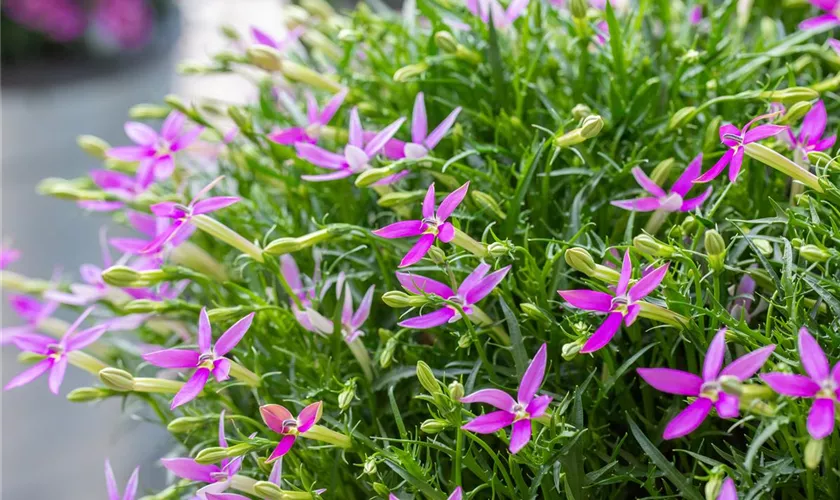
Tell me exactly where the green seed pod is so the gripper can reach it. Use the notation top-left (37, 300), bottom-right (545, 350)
top-left (805, 438), bottom-right (824, 470)
top-left (448, 380), bottom-right (465, 401)
top-left (416, 361), bottom-right (442, 396)
top-left (99, 368), bottom-right (135, 392)
top-left (565, 247), bottom-right (597, 276)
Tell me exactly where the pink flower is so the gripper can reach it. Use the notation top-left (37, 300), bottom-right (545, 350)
top-left (729, 271), bottom-right (758, 321)
top-left (465, 0), bottom-right (530, 29)
top-left (637, 328), bottom-right (775, 439)
top-left (110, 211), bottom-right (195, 263)
top-left (373, 182), bottom-right (470, 267)
top-left (391, 92), bottom-right (462, 159)
top-left (761, 327), bottom-right (839, 440)
top-left (0, 243), bottom-right (20, 269)
top-left (782, 100), bottom-right (837, 157)
top-left (305, 282), bottom-right (374, 343)
top-left (396, 263), bottom-right (511, 329)
top-left (0, 294), bottom-right (59, 346)
top-left (4, 0), bottom-right (86, 41)
top-left (260, 401), bottom-right (323, 462)
top-left (718, 477), bottom-right (738, 500)
top-left (295, 108), bottom-right (405, 182)
top-left (143, 308), bottom-right (255, 409)
top-left (558, 250), bottom-right (669, 353)
top-left (390, 487), bottom-right (462, 500)
top-left (251, 25), bottom-right (305, 51)
top-left (78, 169), bottom-right (154, 212)
top-left (162, 412), bottom-right (249, 499)
top-left (461, 344), bottom-right (551, 454)
top-left (688, 5), bottom-right (703, 24)
top-left (694, 114), bottom-right (786, 183)
top-left (799, 0), bottom-right (840, 31)
top-left (142, 177), bottom-right (240, 254)
top-left (107, 111), bottom-right (204, 182)
top-left (93, 0), bottom-right (154, 50)
top-left (280, 254), bottom-right (323, 332)
top-left (269, 89), bottom-right (348, 145)
top-left (105, 459), bottom-right (139, 500)
top-left (611, 155), bottom-right (712, 212)
top-left (5, 307), bottom-right (108, 395)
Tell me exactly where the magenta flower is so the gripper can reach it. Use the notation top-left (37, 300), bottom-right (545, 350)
top-left (461, 344), bottom-right (551, 454)
top-left (718, 478), bottom-right (738, 500)
top-left (93, 0), bottom-right (154, 50)
top-left (799, 0), bottom-right (840, 30)
top-left (251, 25), bottom-right (305, 50)
top-left (260, 401), bottom-right (323, 462)
top-left (305, 283), bottom-right (374, 342)
top-left (269, 89), bottom-right (348, 145)
top-left (1, 295), bottom-right (59, 346)
top-left (465, 0), bottom-right (530, 29)
top-left (373, 182), bottom-right (470, 267)
top-left (295, 107), bottom-right (405, 182)
top-left (558, 250), bottom-right (668, 353)
top-left (143, 308), bottom-right (255, 409)
top-left (107, 111), bottom-right (204, 182)
top-left (5, 307), bottom-right (108, 395)
top-left (280, 254), bottom-right (323, 332)
top-left (142, 177), bottom-right (239, 254)
top-left (4, 0), bottom-right (86, 41)
top-left (694, 114), bottom-right (786, 183)
top-left (390, 487), bottom-right (462, 500)
top-left (79, 169), bottom-right (153, 212)
top-left (688, 5), bottom-right (703, 24)
top-left (611, 155), bottom-right (712, 212)
top-left (761, 327), bottom-right (839, 440)
top-left (397, 92), bottom-right (462, 159)
top-left (0, 243), bottom-right (20, 269)
top-left (105, 459), bottom-right (139, 500)
top-left (782, 100), bottom-right (836, 156)
top-left (637, 328), bottom-right (775, 439)
top-left (396, 263), bottom-right (511, 329)
top-left (162, 411), bottom-right (248, 499)
top-left (110, 211), bottom-right (195, 263)
top-left (729, 271), bottom-right (758, 321)
top-left (830, 38), bottom-right (840, 55)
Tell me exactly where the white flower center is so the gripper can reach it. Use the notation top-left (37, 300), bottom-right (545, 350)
top-left (512, 403), bottom-right (529, 421)
top-left (700, 381), bottom-right (721, 402)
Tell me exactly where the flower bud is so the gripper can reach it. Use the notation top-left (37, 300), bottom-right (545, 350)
top-left (338, 381), bottom-right (356, 411)
top-left (487, 241), bottom-right (511, 258)
top-left (129, 103), bottom-right (170, 119)
top-left (247, 45), bottom-right (284, 71)
top-left (67, 386), bottom-right (112, 402)
top-left (163, 94), bottom-right (190, 116)
top-left (703, 116), bottom-right (723, 151)
top-left (571, 104), bottom-right (592, 121)
top-left (668, 106), bottom-right (698, 131)
top-left (565, 247), bottom-right (596, 276)
top-left (753, 238), bottom-right (773, 257)
top-left (759, 87), bottom-right (819, 105)
top-left (779, 101), bottom-right (812, 125)
top-left (805, 438), bottom-right (824, 470)
top-left (744, 142), bottom-right (823, 192)
top-left (101, 266), bottom-right (141, 287)
top-left (377, 190), bottom-right (425, 208)
top-left (379, 337), bottom-right (397, 368)
top-left (253, 481), bottom-right (285, 499)
top-left (800, 244), bottom-right (831, 263)
top-left (421, 418), bottom-right (448, 434)
top-left (561, 341), bottom-right (583, 360)
top-left (650, 158), bottom-right (675, 186)
top-left (206, 307), bottom-right (247, 322)
top-left (220, 24), bottom-right (240, 40)
top-left (434, 31), bottom-right (459, 53)
top-left (457, 334), bottom-right (472, 349)
top-left (705, 230), bottom-right (726, 272)
top-left (471, 191), bottom-right (506, 219)
top-left (264, 237), bottom-right (304, 255)
top-left (807, 151), bottom-right (840, 170)
top-left (355, 165), bottom-right (403, 187)
top-left (791, 238), bottom-right (803, 248)
top-left (759, 16), bottom-right (777, 42)
top-left (427, 245), bottom-right (447, 265)
top-left (77, 135), bottom-right (110, 159)
top-left (123, 299), bottom-right (166, 313)
top-left (740, 383), bottom-right (773, 400)
top-left (416, 361), bottom-right (442, 396)
top-left (195, 447), bottom-right (228, 465)
top-left (393, 62), bottom-right (429, 82)
top-left (337, 29), bottom-right (362, 42)
top-left (704, 474), bottom-right (724, 500)
top-left (448, 380), bottom-right (465, 401)
top-left (681, 215), bottom-right (698, 233)
top-left (225, 442), bottom-right (255, 457)
top-left (167, 416), bottom-right (208, 433)
top-left (570, 0), bottom-right (587, 19)
top-left (520, 302), bottom-right (551, 323)
top-left (363, 456), bottom-right (377, 475)
top-left (382, 291), bottom-right (413, 308)
top-left (633, 234), bottom-right (674, 257)
top-left (373, 483), bottom-right (391, 497)
top-left (580, 115), bottom-right (604, 138)
top-left (99, 368), bottom-right (135, 392)
top-left (301, 0), bottom-right (335, 19)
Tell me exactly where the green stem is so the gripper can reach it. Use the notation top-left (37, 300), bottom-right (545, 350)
top-left (451, 228), bottom-right (487, 258)
top-left (192, 214), bottom-right (265, 262)
top-left (229, 360), bottom-right (262, 387)
top-left (302, 424), bottom-right (352, 448)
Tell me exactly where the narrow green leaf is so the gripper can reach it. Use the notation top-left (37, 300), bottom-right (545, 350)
top-left (628, 416), bottom-right (703, 500)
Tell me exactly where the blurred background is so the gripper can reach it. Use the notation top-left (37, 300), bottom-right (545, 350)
top-left (1, 1), bottom-right (284, 497)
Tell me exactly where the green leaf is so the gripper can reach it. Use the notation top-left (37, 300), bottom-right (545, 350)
top-left (605, 1), bottom-right (626, 93)
top-left (499, 297), bottom-right (528, 377)
top-left (627, 415), bottom-right (703, 500)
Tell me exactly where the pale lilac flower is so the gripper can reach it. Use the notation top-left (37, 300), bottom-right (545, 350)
top-left (761, 327), bottom-right (839, 440)
top-left (260, 401), bottom-right (323, 461)
top-left (391, 487), bottom-right (462, 500)
top-left (105, 459), bottom-right (139, 500)
top-left (93, 0), bottom-right (154, 50)
top-left (373, 182), bottom-right (470, 267)
top-left (688, 5), bottom-right (703, 24)
top-left (107, 111), bottom-right (204, 182)
top-left (611, 155), bottom-right (712, 212)
top-left (799, 1), bottom-right (840, 31)
top-left (305, 283), bottom-right (374, 343)
top-left (280, 254), bottom-right (321, 331)
top-left (142, 177), bottom-right (239, 254)
top-left (251, 25), bottom-right (305, 50)
top-left (637, 328), bottom-right (775, 439)
top-left (0, 295), bottom-right (59, 346)
top-left (79, 169), bottom-right (154, 212)
top-left (0, 243), bottom-right (20, 269)
top-left (111, 211), bottom-right (195, 264)
top-left (3, 0), bottom-right (86, 41)
top-left (729, 270), bottom-right (764, 322)
top-left (558, 250), bottom-right (669, 353)
top-left (695, 114), bottom-right (786, 183)
top-left (269, 89), bottom-right (348, 145)
top-left (143, 308), bottom-right (255, 409)
top-left (397, 92), bottom-right (462, 159)
top-left (466, 0), bottom-right (530, 29)
top-left (461, 344), bottom-right (551, 454)
top-left (295, 108), bottom-right (405, 182)
top-left (783, 100), bottom-right (837, 156)
top-left (718, 478), bottom-right (738, 500)
top-left (830, 38), bottom-right (840, 55)
top-left (162, 411), bottom-right (249, 499)
top-left (5, 307), bottom-right (108, 395)
top-left (396, 263), bottom-right (511, 329)
top-left (594, 20), bottom-right (609, 45)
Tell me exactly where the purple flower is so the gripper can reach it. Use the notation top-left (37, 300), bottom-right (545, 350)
top-left (729, 270), bottom-right (763, 322)
top-left (295, 108), bottom-right (405, 182)
top-left (251, 25), bottom-right (305, 51)
top-left (93, 0), bottom-right (154, 50)
top-left (0, 294), bottom-right (59, 346)
top-left (269, 89), bottom-right (349, 145)
top-left (260, 401), bottom-right (323, 462)
top-left (105, 459), bottom-right (139, 500)
top-left (305, 282), bottom-right (374, 343)
top-left (830, 38), bottom-right (840, 55)
top-left (110, 211), bottom-right (195, 263)
top-left (399, 92), bottom-right (462, 159)
top-left (373, 182), bottom-right (470, 267)
top-left (107, 111), bottom-right (204, 182)
top-left (4, 0), bottom-right (86, 41)
top-left (143, 308), bottom-right (255, 409)
top-left (688, 5), bottom-right (703, 24)
top-left (799, 0), bottom-right (840, 31)
top-left (558, 250), bottom-right (669, 353)
top-left (396, 263), bottom-right (511, 329)
top-left (465, 0), bottom-right (530, 29)
top-left (594, 20), bottom-right (609, 45)
top-left (391, 488), bottom-right (462, 500)
top-left (638, 328), bottom-right (775, 439)
top-left (142, 177), bottom-right (240, 254)
top-left (718, 478), bottom-right (738, 500)
top-left (694, 114), bottom-right (786, 183)
top-left (782, 100), bottom-right (837, 156)
top-left (162, 411), bottom-right (249, 499)
top-left (761, 327), bottom-right (839, 440)
top-left (5, 307), bottom-right (108, 395)
top-left (0, 243), bottom-right (20, 269)
top-left (611, 155), bottom-right (712, 212)
top-left (79, 169), bottom-right (153, 212)
top-left (280, 254), bottom-right (323, 332)
top-left (461, 344), bottom-right (551, 454)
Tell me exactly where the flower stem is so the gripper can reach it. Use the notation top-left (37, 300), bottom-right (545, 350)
top-left (470, 306), bottom-right (511, 345)
top-left (637, 301), bottom-right (688, 328)
top-left (229, 360), bottom-right (262, 387)
top-left (302, 424), bottom-right (352, 448)
top-left (170, 241), bottom-right (229, 281)
top-left (133, 377), bottom-right (185, 394)
top-left (192, 214), bottom-right (265, 262)
top-left (743, 142), bottom-right (823, 193)
top-left (347, 338), bottom-right (374, 381)
top-left (230, 474), bottom-right (259, 495)
top-left (451, 227), bottom-right (487, 258)
top-left (67, 351), bottom-right (109, 375)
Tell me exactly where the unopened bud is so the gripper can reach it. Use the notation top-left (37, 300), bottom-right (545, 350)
top-left (779, 101), bottom-right (812, 125)
top-left (570, 0), bottom-right (587, 19)
top-left (163, 94), bottom-right (189, 115)
top-left (224, 442), bottom-right (255, 457)
top-left (337, 29), bottom-right (362, 42)
top-left (421, 419), bottom-right (448, 434)
top-left (301, 0), bottom-right (335, 18)
top-left (378, 190), bottom-right (425, 208)
top-left (705, 230), bottom-right (726, 272)
top-left (247, 45), bottom-right (284, 71)
top-left (565, 247), bottom-right (596, 276)
top-left (355, 165), bottom-right (402, 187)
top-left (807, 151), bottom-right (840, 170)
top-left (129, 103), bottom-right (170, 119)
top-left (363, 456), bottom-right (377, 475)
top-left (704, 474), bottom-right (724, 500)
top-left (382, 291), bottom-right (413, 308)
top-left (571, 104), bottom-right (592, 120)
top-left (195, 447), bottom-right (228, 465)
top-left (67, 387), bottom-right (112, 402)
top-left (77, 135), bottom-right (110, 159)
top-left (416, 361), bottom-right (442, 395)
top-left (669, 106), bottom-right (698, 131)
top-left (800, 244), bottom-right (831, 263)
top-left (791, 238), bottom-right (804, 248)
top-left (264, 237), bottom-right (304, 255)
top-left (719, 375), bottom-right (743, 395)
top-left (101, 266), bottom-right (141, 287)
top-left (448, 380), bottom-right (465, 401)
top-left (580, 115), bottom-right (604, 138)
top-left (805, 438), bottom-right (824, 469)
top-left (487, 241), bottom-right (511, 258)
top-left (373, 483), bottom-right (391, 497)
top-left (704, 116), bottom-right (723, 151)
top-left (167, 416), bottom-right (208, 433)
top-left (760, 87), bottom-right (820, 105)
top-left (681, 215), bottom-right (698, 233)
top-left (228, 107), bottom-right (252, 133)
top-left (220, 24), bottom-right (240, 40)
top-left (759, 16), bottom-right (776, 42)
top-left (207, 307), bottom-right (246, 322)
top-left (99, 368), bottom-right (135, 392)
top-left (633, 234), bottom-right (674, 257)
top-left (650, 158), bottom-right (675, 186)
top-left (253, 481), bottom-right (284, 499)
top-left (520, 302), bottom-right (551, 323)
top-left (124, 299), bottom-right (166, 313)
top-left (562, 341), bottom-right (583, 360)
top-left (457, 334), bottom-right (472, 349)
top-left (380, 337), bottom-right (397, 368)
top-left (754, 238), bottom-right (773, 256)
top-left (740, 383), bottom-right (773, 400)
top-left (338, 381), bottom-right (356, 411)
top-left (427, 245), bottom-right (446, 264)
top-left (471, 191), bottom-right (506, 219)
top-left (434, 31), bottom-right (459, 53)
top-left (393, 62), bottom-right (429, 82)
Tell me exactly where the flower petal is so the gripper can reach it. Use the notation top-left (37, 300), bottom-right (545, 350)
top-left (799, 327), bottom-right (830, 382)
top-left (447, 487), bottom-right (463, 500)
top-left (398, 307), bottom-right (457, 329)
top-left (399, 233), bottom-right (436, 267)
top-left (319, 88), bottom-right (349, 125)
top-left (198, 308), bottom-right (212, 353)
top-left (364, 117), bottom-right (406, 157)
top-left (260, 404), bottom-right (294, 434)
top-left (808, 398), bottom-right (836, 440)
top-left (4, 358), bottom-right (52, 391)
top-left (465, 265), bottom-right (511, 304)
top-left (298, 401), bottom-right (323, 433)
top-left (125, 122), bottom-right (158, 145)
top-left (373, 220), bottom-right (426, 239)
top-left (662, 397), bottom-right (713, 439)
top-left (720, 344), bottom-right (776, 381)
top-left (105, 459), bottom-right (119, 500)
top-left (172, 127), bottom-right (204, 151)
top-left (143, 348), bottom-right (200, 369)
top-left (616, 250), bottom-right (632, 296)
top-left (628, 263), bottom-right (669, 302)
top-left (438, 222), bottom-right (455, 243)
top-left (526, 394), bottom-right (552, 418)
top-left (703, 328), bottom-right (728, 381)
top-left (436, 182), bottom-right (470, 221)
top-left (671, 154), bottom-right (703, 197)
top-left (161, 111), bottom-right (186, 142)
top-left (411, 93), bottom-right (428, 143)
top-left (744, 124), bottom-right (785, 144)
top-left (268, 127), bottom-right (309, 145)
top-left (426, 107), bottom-right (462, 150)
top-left (295, 143), bottom-right (346, 169)
top-left (610, 197), bottom-right (662, 212)
top-left (694, 148), bottom-right (734, 183)
top-left (509, 419), bottom-right (532, 454)
top-left (107, 146), bottom-right (152, 162)
top-left (457, 263), bottom-right (491, 296)
top-left (351, 286), bottom-right (375, 329)
top-left (300, 170), bottom-right (353, 182)
top-left (800, 100), bottom-right (827, 145)
top-left (760, 373), bottom-right (819, 397)
top-left (799, 14), bottom-right (840, 31)
top-left (462, 410), bottom-right (515, 434)
top-left (422, 183), bottom-right (436, 219)
top-left (719, 124), bottom-right (742, 147)
top-left (716, 391), bottom-right (740, 419)
top-left (161, 457), bottom-right (218, 483)
top-left (192, 197), bottom-right (240, 215)
top-left (631, 167), bottom-right (666, 197)
top-left (637, 368), bottom-right (702, 396)
top-left (348, 107), bottom-right (364, 149)
top-left (679, 188), bottom-right (712, 212)
top-left (518, 343), bottom-right (547, 404)
top-left (267, 434), bottom-right (297, 462)
top-left (557, 290), bottom-right (613, 312)
top-left (718, 477), bottom-right (737, 500)
top-left (214, 313), bottom-right (254, 356)
top-left (727, 146), bottom-right (746, 183)
top-left (580, 312), bottom-right (623, 353)
top-left (170, 367), bottom-right (210, 409)
top-left (65, 325), bottom-right (108, 351)
top-left (396, 272), bottom-right (455, 298)
top-left (460, 388), bottom-right (516, 411)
